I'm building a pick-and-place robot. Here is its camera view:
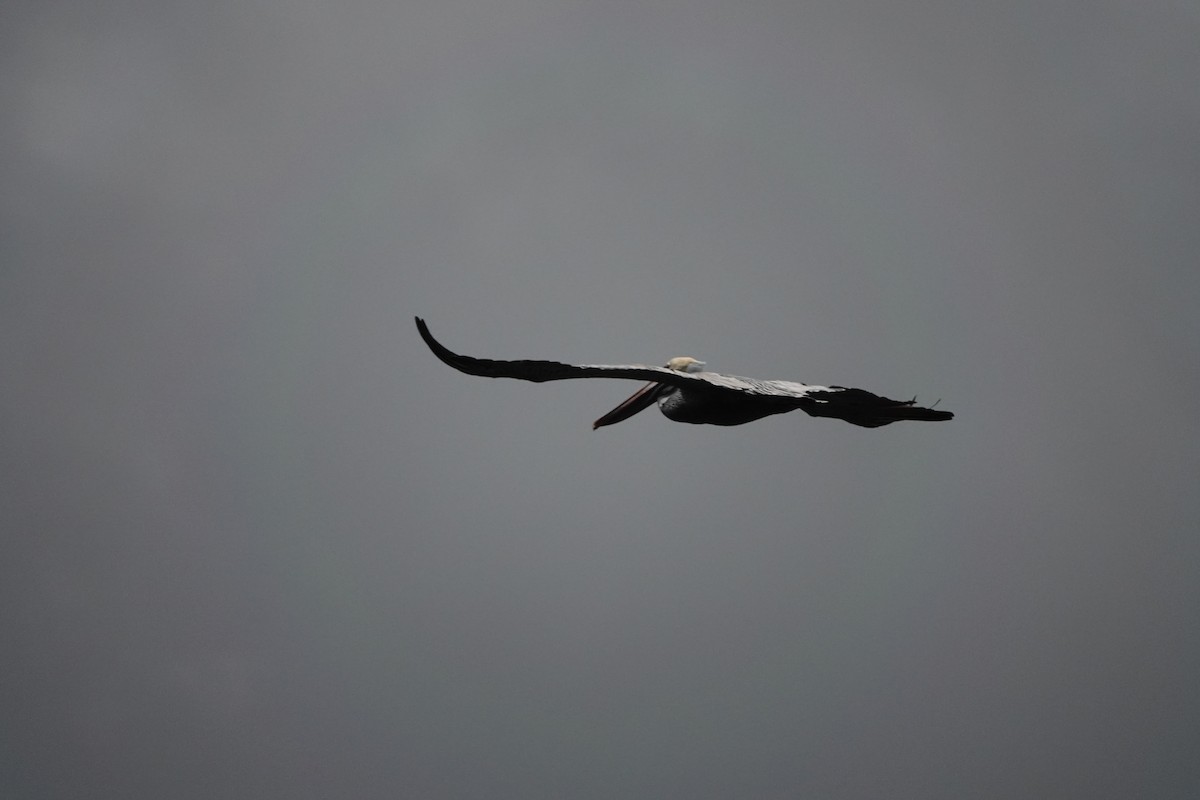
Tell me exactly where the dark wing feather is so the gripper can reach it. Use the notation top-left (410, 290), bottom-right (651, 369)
top-left (416, 317), bottom-right (711, 390)
top-left (800, 387), bottom-right (954, 426)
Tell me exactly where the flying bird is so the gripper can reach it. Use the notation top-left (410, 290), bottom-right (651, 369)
top-left (416, 317), bottom-right (953, 429)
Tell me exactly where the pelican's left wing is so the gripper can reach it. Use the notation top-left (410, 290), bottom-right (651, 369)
top-left (417, 317), bottom-right (735, 391)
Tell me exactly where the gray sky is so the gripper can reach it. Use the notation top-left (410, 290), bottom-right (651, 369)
top-left (4, 2), bottom-right (1199, 798)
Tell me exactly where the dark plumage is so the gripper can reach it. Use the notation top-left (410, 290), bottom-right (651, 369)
top-left (416, 317), bottom-right (953, 429)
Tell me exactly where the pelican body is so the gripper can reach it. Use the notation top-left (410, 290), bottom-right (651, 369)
top-left (416, 318), bottom-right (953, 429)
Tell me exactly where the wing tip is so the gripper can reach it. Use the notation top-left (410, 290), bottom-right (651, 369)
top-left (415, 316), bottom-right (469, 371)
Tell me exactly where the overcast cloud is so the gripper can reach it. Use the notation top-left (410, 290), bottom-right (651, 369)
top-left (3, 2), bottom-right (1199, 798)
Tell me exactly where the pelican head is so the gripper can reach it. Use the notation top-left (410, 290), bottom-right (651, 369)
top-left (592, 356), bottom-right (706, 429)
top-left (666, 356), bottom-right (705, 373)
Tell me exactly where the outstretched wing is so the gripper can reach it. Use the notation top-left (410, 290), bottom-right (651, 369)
top-left (416, 317), bottom-right (761, 393)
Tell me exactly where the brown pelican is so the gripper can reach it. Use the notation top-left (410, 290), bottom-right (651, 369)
top-left (416, 317), bottom-right (953, 429)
